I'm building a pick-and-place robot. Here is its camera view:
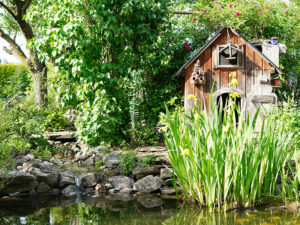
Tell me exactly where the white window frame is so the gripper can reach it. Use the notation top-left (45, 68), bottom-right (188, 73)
top-left (216, 44), bottom-right (244, 68)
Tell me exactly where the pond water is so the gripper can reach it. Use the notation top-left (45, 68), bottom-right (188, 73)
top-left (0, 193), bottom-right (299, 225)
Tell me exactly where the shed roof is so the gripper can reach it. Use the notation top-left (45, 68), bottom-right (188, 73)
top-left (175, 26), bottom-right (282, 76)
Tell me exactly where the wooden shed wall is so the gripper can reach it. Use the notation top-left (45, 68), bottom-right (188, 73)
top-left (184, 29), bottom-right (273, 110)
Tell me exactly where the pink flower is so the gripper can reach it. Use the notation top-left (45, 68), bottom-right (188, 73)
top-left (192, 18), bottom-right (196, 22)
top-left (259, 12), bottom-right (262, 16)
top-left (215, 1), bottom-right (219, 3)
top-left (218, 8), bottom-right (222, 12)
top-left (283, 8), bottom-right (287, 13)
top-left (235, 11), bottom-right (240, 16)
top-left (203, 9), bottom-right (207, 13)
top-left (229, 4), bottom-right (232, 8)
top-left (282, 1), bottom-right (286, 4)
top-left (185, 46), bottom-right (191, 50)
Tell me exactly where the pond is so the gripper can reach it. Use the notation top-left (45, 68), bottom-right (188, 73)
top-left (0, 193), bottom-right (299, 225)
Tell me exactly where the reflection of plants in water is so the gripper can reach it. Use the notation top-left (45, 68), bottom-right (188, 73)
top-left (0, 208), bottom-right (51, 225)
top-left (162, 206), bottom-right (300, 225)
top-left (1, 201), bottom-right (299, 225)
top-left (49, 202), bottom-right (164, 225)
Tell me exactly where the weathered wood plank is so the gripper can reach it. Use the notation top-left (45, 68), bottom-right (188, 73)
top-left (246, 45), bottom-right (254, 70)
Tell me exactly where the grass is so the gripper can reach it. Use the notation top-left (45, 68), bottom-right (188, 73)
top-left (163, 94), bottom-right (298, 211)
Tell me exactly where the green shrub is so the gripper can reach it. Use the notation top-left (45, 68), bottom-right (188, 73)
top-left (273, 98), bottom-right (300, 152)
top-left (137, 155), bottom-right (157, 168)
top-left (42, 111), bottom-right (69, 132)
top-left (0, 97), bottom-right (69, 161)
top-left (0, 64), bottom-right (30, 98)
top-left (163, 94), bottom-right (297, 210)
top-left (119, 150), bottom-right (137, 175)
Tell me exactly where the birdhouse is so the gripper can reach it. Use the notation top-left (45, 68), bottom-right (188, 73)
top-left (191, 60), bottom-right (206, 85)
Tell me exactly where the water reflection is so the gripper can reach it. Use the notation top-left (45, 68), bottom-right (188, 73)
top-left (0, 194), bottom-right (299, 225)
top-left (164, 207), bottom-right (300, 225)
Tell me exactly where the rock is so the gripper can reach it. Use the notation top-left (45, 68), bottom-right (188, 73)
top-left (22, 163), bottom-right (33, 172)
top-left (16, 166), bottom-right (23, 171)
top-left (15, 158), bottom-right (26, 167)
top-left (155, 156), bottom-right (171, 165)
top-left (24, 154), bottom-right (35, 161)
top-left (94, 153), bottom-right (103, 162)
top-left (60, 171), bottom-right (74, 178)
top-left (59, 172), bottom-right (75, 187)
top-left (105, 159), bottom-right (120, 168)
top-left (30, 160), bottom-right (41, 168)
top-left (40, 161), bottom-right (54, 170)
top-left (50, 157), bottom-right (63, 165)
top-left (132, 166), bottom-right (161, 179)
top-left (81, 173), bottom-right (99, 187)
top-left (37, 182), bottom-right (51, 193)
top-left (137, 196), bottom-right (163, 208)
top-left (119, 188), bottom-right (135, 194)
top-left (103, 153), bottom-right (119, 164)
top-left (105, 183), bottom-right (113, 189)
top-left (133, 175), bottom-right (163, 193)
top-left (108, 176), bottom-right (134, 189)
top-left (81, 157), bottom-right (94, 166)
top-left (164, 179), bottom-right (174, 187)
top-left (78, 144), bottom-right (89, 153)
top-left (54, 141), bottom-right (63, 146)
top-left (31, 170), bottom-right (59, 187)
top-left (9, 192), bottom-right (21, 197)
top-left (59, 176), bottom-right (75, 187)
top-left (0, 171), bottom-right (36, 195)
top-left (103, 168), bottom-right (120, 177)
top-left (160, 168), bottom-right (173, 180)
top-left (63, 160), bottom-right (73, 166)
top-left (108, 188), bottom-right (120, 194)
top-left (160, 187), bottom-right (177, 195)
top-left (64, 142), bottom-right (72, 147)
top-left (62, 185), bottom-right (85, 196)
top-left (139, 146), bottom-right (167, 152)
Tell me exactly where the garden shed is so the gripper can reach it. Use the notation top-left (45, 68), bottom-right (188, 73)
top-left (176, 26), bottom-right (286, 121)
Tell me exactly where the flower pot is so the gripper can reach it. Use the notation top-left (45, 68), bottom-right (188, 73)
top-left (273, 78), bottom-right (280, 87)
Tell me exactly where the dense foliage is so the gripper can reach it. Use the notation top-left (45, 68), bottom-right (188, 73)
top-left (0, 96), bottom-right (70, 162)
top-left (27, 0), bottom-right (185, 146)
top-left (0, 64), bottom-right (30, 98)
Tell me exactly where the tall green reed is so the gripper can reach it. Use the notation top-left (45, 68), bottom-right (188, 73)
top-left (163, 93), bottom-right (296, 210)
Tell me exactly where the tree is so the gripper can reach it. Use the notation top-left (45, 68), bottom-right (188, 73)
top-left (26, 0), bottom-right (181, 146)
top-left (0, 0), bottom-right (47, 104)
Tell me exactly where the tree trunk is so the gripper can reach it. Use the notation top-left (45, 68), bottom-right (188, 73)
top-left (28, 51), bottom-right (48, 105)
top-left (32, 68), bottom-right (47, 105)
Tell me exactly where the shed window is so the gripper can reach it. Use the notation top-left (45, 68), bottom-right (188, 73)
top-left (215, 44), bottom-right (244, 68)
